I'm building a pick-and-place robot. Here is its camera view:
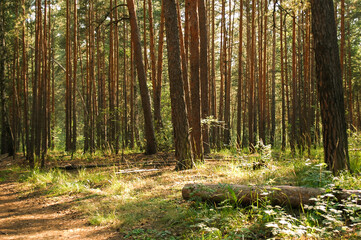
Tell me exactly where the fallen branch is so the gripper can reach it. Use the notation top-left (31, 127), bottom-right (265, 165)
top-left (116, 169), bottom-right (160, 174)
top-left (182, 183), bottom-right (361, 208)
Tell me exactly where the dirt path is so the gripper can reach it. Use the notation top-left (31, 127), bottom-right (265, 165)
top-left (0, 181), bottom-right (120, 240)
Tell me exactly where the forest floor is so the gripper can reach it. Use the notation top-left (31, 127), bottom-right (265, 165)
top-left (0, 145), bottom-right (361, 239)
top-left (0, 155), bottom-right (122, 240)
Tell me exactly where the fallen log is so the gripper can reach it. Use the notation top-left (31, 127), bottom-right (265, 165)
top-left (182, 183), bottom-right (361, 208)
top-left (116, 168), bottom-right (160, 174)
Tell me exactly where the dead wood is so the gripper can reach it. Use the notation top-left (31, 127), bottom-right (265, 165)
top-left (182, 183), bottom-right (361, 208)
top-left (115, 169), bottom-right (160, 174)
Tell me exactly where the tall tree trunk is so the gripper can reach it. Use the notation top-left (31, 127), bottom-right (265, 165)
top-left (130, 41), bottom-right (135, 148)
top-left (346, 13), bottom-right (353, 130)
top-left (217, 0), bottom-right (225, 149)
top-left (109, 0), bottom-right (115, 150)
top-left (126, 0), bottom-right (157, 154)
top-left (188, 0), bottom-right (203, 161)
top-left (210, 0), bottom-right (217, 148)
top-left (248, 0), bottom-right (256, 152)
top-left (310, 0), bottom-right (350, 175)
top-left (163, 0), bottom-right (193, 170)
top-left (223, 0), bottom-right (232, 146)
top-left (41, 0), bottom-right (48, 168)
top-left (65, 0), bottom-right (72, 152)
top-left (72, 0), bottom-right (77, 152)
top-left (198, 0), bottom-right (209, 154)
top-left (154, 0), bottom-right (165, 132)
top-left (262, 0), bottom-right (268, 144)
top-left (291, 15), bottom-right (297, 154)
top-left (280, 3), bottom-right (286, 151)
top-left (22, 0), bottom-right (30, 163)
top-left (270, 0), bottom-right (276, 147)
top-left (236, 0), bottom-right (243, 148)
top-left (176, 0), bottom-right (191, 126)
top-left (0, 0), bottom-right (14, 156)
top-left (258, 0), bottom-right (264, 144)
top-left (147, 0), bottom-right (160, 130)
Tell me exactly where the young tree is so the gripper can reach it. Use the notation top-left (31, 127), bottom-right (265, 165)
top-left (310, 0), bottom-right (350, 174)
top-left (164, 0), bottom-right (193, 170)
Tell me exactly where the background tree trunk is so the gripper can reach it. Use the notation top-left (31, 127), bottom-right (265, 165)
top-left (126, 0), bottom-right (157, 155)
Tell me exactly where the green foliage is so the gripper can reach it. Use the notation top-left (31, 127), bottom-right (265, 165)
top-left (124, 228), bottom-right (176, 240)
top-left (293, 159), bottom-right (333, 187)
top-left (19, 168), bottom-right (110, 196)
top-left (155, 120), bottom-right (174, 152)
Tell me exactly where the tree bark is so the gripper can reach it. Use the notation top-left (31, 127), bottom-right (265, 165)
top-left (0, 0), bottom-right (14, 156)
top-left (164, 0), bottom-right (193, 170)
top-left (236, 0), bottom-right (243, 148)
top-left (182, 183), bottom-right (361, 208)
top-left (188, 0), bottom-right (203, 161)
top-left (126, 0), bottom-right (157, 155)
top-left (154, 0), bottom-right (165, 132)
top-left (198, 0), bottom-right (209, 155)
top-left (310, 0), bottom-right (350, 175)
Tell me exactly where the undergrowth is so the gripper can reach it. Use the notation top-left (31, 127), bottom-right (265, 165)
top-left (3, 136), bottom-right (361, 239)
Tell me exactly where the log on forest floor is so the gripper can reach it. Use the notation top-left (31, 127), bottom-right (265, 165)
top-left (115, 169), bottom-right (161, 174)
top-left (182, 183), bottom-right (361, 208)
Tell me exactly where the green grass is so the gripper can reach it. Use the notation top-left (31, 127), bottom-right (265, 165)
top-left (3, 136), bottom-right (361, 239)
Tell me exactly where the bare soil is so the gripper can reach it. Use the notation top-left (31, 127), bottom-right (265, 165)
top-left (0, 154), bottom-right (123, 240)
top-left (0, 152), bottom-right (181, 240)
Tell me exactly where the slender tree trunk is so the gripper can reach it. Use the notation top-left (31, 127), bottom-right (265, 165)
top-left (176, 0), bottom-right (191, 126)
top-left (262, 0), bottom-right (268, 144)
top-left (199, 0), bottom-right (209, 154)
top-left (223, 0), bottom-right (231, 146)
top-left (109, 0), bottom-right (115, 150)
top-left (65, 0), bottom-right (71, 152)
top-left (236, 0), bottom-right (243, 148)
top-left (217, 0), bottom-right (225, 149)
top-left (210, 0), bottom-right (217, 148)
top-left (22, 0), bottom-right (30, 162)
top-left (130, 41), bottom-right (135, 148)
top-left (72, 0), bottom-right (77, 152)
top-left (154, 0), bottom-right (165, 132)
top-left (270, 0), bottom-right (276, 147)
top-left (248, 0), bottom-right (256, 152)
top-left (188, 0), bottom-right (203, 161)
top-left (280, 4), bottom-right (286, 151)
top-left (346, 14), bottom-right (353, 130)
top-left (258, 0), bottom-right (264, 144)
top-left (126, 0), bottom-right (157, 154)
top-left (290, 15), bottom-right (297, 154)
top-left (41, 0), bottom-right (48, 168)
top-left (147, 0), bottom-right (160, 130)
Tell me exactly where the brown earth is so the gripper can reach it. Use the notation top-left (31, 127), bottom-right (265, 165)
top-left (0, 180), bottom-right (122, 240)
top-left (0, 154), bottom-right (123, 240)
top-left (0, 152), bottom-right (181, 240)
